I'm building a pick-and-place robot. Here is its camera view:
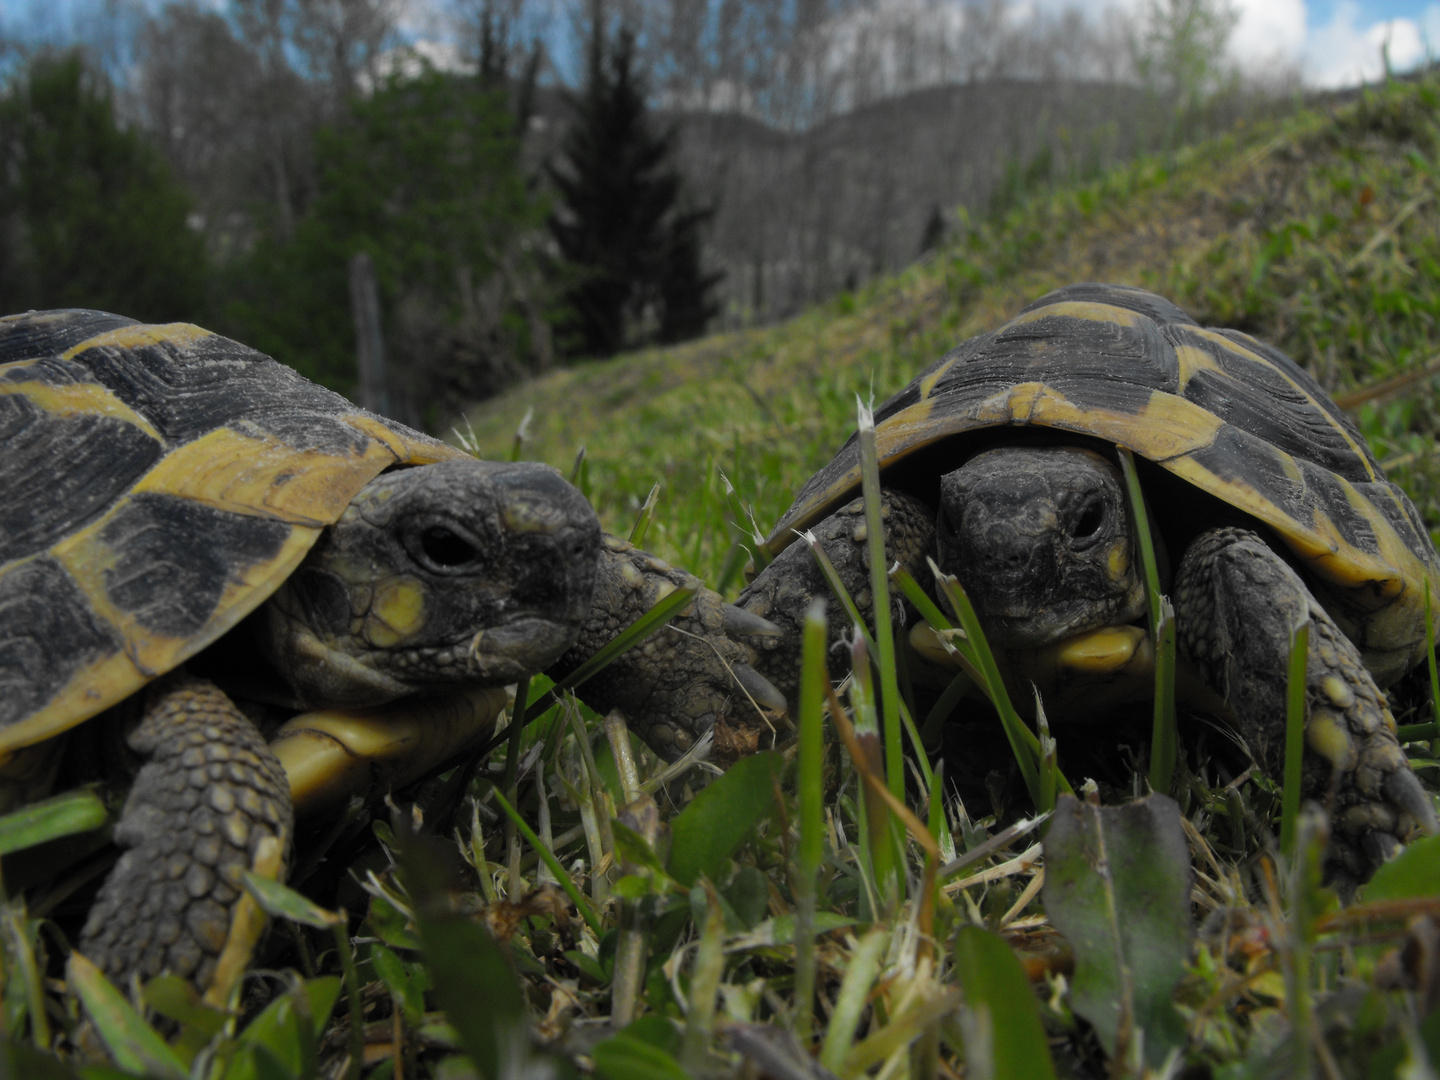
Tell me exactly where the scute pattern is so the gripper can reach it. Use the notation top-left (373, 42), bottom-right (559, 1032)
top-left (1170, 325), bottom-right (1376, 482)
top-left (0, 310), bottom-right (462, 748)
top-left (0, 394), bottom-right (161, 563)
top-left (0, 310), bottom-right (136, 361)
top-left (99, 494), bottom-right (294, 638)
top-left (0, 558), bottom-right (125, 728)
top-left (765, 283), bottom-right (1440, 675)
top-left (64, 329), bottom-right (373, 454)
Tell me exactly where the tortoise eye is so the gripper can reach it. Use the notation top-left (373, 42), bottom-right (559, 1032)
top-left (420, 526), bottom-right (478, 568)
top-left (1073, 500), bottom-right (1105, 543)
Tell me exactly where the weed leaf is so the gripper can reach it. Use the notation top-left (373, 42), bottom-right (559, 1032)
top-left (65, 953), bottom-right (187, 1080)
top-left (1042, 794), bottom-right (1191, 1067)
top-left (668, 751), bottom-right (785, 887)
top-left (952, 925), bottom-right (1058, 1080)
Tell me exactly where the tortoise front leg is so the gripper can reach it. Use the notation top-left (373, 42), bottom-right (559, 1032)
top-left (80, 673), bottom-right (290, 1000)
top-left (550, 536), bottom-right (787, 765)
top-left (1174, 526), bottom-right (1438, 883)
top-left (737, 489), bottom-right (938, 709)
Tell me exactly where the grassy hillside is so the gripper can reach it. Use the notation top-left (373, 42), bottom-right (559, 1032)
top-left (465, 76), bottom-right (1440, 590)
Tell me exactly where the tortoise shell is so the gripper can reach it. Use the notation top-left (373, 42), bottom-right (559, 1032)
top-left (764, 283), bottom-right (1440, 682)
top-left (0, 310), bottom-right (464, 758)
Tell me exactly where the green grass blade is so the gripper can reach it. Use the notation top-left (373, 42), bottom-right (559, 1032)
top-left (1426, 580), bottom-right (1439, 743)
top-left (569, 444), bottom-right (587, 485)
top-left (1149, 600), bottom-right (1178, 796)
top-left (485, 585), bottom-right (698, 752)
top-left (67, 952), bottom-right (188, 1080)
top-left (509, 406), bottom-right (533, 461)
top-left (819, 927), bottom-right (890, 1073)
top-left (931, 559), bottom-right (1042, 803)
top-left (1280, 618), bottom-right (1311, 855)
top-left (0, 787), bottom-right (109, 856)
top-left (629, 481), bottom-right (661, 546)
top-left (491, 788), bottom-right (602, 934)
top-left (793, 597), bottom-right (828, 1047)
top-left (856, 397), bottom-right (904, 800)
top-left (1119, 448), bottom-right (1180, 798)
top-left (803, 531), bottom-right (876, 655)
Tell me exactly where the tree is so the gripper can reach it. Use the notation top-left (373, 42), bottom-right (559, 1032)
top-left (1130, 0), bottom-right (1240, 119)
top-left (547, 13), bottom-right (720, 358)
top-left (222, 65), bottom-right (544, 419)
top-left (0, 50), bottom-right (207, 322)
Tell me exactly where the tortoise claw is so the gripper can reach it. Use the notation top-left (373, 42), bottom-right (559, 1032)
top-left (724, 603), bottom-right (782, 638)
top-left (1384, 767), bottom-right (1439, 834)
top-left (733, 663), bottom-right (787, 714)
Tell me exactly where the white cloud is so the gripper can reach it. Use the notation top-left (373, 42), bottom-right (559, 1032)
top-left (1229, 0), bottom-right (1307, 73)
top-left (1303, 2), bottom-right (1427, 87)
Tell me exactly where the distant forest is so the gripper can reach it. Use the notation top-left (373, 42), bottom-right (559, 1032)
top-left (0, 0), bottom-right (1302, 424)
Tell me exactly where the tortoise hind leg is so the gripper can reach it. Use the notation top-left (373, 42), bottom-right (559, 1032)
top-left (79, 673), bottom-right (291, 997)
top-left (1174, 526), bottom-right (1437, 883)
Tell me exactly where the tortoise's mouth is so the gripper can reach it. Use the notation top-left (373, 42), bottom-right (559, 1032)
top-left (462, 615), bottom-right (579, 683)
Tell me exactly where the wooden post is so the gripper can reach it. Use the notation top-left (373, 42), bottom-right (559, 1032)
top-left (348, 252), bottom-right (389, 416)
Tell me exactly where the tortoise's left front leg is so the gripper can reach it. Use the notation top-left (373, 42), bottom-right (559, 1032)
top-left (1174, 526), bottom-right (1437, 883)
top-left (80, 673), bottom-right (290, 1000)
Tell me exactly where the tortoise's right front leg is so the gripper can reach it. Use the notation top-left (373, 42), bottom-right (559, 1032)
top-left (550, 536), bottom-right (786, 764)
top-left (1174, 526), bottom-right (1437, 883)
top-left (80, 673), bottom-right (290, 1000)
top-left (737, 490), bottom-right (938, 708)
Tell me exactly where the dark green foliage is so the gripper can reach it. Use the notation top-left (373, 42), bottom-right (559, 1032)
top-left (0, 51), bottom-right (207, 323)
top-left (222, 66), bottom-right (542, 412)
top-left (547, 22), bottom-right (720, 358)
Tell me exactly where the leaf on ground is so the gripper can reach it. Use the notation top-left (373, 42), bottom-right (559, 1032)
top-left (66, 953), bottom-right (188, 1080)
top-left (592, 1017), bottom-right (687, 1080)
top-left (952, 925), bottom-right (1058, 1080)
top-left (1364, 833), bottom-right (1440, 901)
top-left (1041, 793), bottom-right (1192, 1067)
top-left (241, 870), bottom-right (342, 929)
top-left (400, 831), bottom-right (531, 1080)
top-left (224, 977), bottom-right (341, 1080)
top-left (667, 751), bottom-right (784, 887)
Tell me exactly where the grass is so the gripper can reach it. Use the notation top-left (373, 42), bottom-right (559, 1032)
top-left (6, 76), bottom-right (1440, 1077)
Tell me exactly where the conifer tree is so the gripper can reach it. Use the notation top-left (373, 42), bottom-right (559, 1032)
top-left (0, 50), bottom-right (207, 322)
top-left (547, 9), bottom-right (719, 358)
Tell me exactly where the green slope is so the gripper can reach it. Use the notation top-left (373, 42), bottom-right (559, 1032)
top-left (464, 76), bottom-right (1440, 586)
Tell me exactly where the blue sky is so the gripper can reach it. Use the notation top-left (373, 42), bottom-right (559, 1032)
top-left (6, 0), bottom-right (1440, 90)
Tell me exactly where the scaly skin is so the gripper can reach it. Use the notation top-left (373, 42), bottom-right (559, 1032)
top-left (549, 536), bottom-right (785, 765)
top-left (738, 490), bottom-right (936, 708)
top-left (79, 674), bottom-right (290, 993)
top-left (1173, 527), bottom-right (1438, 884)
top-left (733, 482), bottom-right (1438, 884)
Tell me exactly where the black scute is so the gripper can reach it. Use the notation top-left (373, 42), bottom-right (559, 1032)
top-left (0, 310), bottom-right (137, 364)
top-left (0, 557), bottom-right (125, 729)
top-left (1019, 283), bottom-right (1199, 327)
top-left (100, 494), bottom-right (292, 639)
top-left (1213, 328), bottom-right (1379, 473)
top-left (68, 331), bottom-right (372, 455)
top-left (0, 394), bottom-right (161, 564)
top-left (932, 309), bottom-right (1180, 403)
top-left (1171, 326), bottom-right (1375, 483)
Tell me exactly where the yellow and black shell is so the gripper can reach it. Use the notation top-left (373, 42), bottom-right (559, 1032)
top-left (764, 283), bottom-right (1440, 683)
top-left (0, 310), bottom-right (464, 760)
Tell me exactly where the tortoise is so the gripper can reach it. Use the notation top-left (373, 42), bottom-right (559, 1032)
top-left (0, 309), bottom-right (779, 1002)
top-left (731, 283), bottom-right (1440, 883)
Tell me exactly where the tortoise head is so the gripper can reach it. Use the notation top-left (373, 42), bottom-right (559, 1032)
top-left (937, 446), bottom-right (1146, 647)
top-left (258, 459), bottom-right (601, 708)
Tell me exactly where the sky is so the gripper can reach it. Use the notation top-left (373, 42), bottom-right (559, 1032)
top-left (4, 0), bottom-right (1440, 91)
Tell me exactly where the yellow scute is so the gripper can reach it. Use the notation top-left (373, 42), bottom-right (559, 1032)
top-left (133, 427), bottom-right (399, 526)
top-left (60, 322), bottom-right (213, 360)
